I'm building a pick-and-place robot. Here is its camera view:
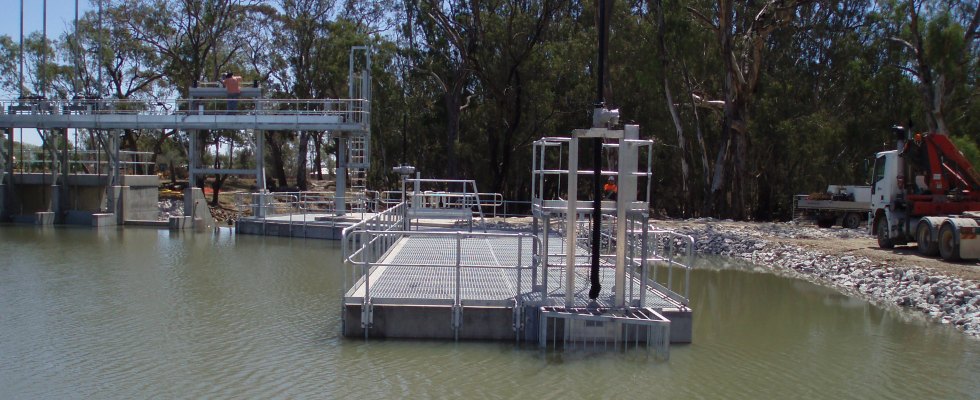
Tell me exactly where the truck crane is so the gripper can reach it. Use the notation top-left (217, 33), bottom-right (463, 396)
top-left (870, 126), bottom-right (980, 261)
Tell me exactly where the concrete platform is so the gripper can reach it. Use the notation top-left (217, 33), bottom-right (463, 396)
top-left (235, 213), bottom-right (371, 239)
top-left (342, 233), bottom-right (692, 343)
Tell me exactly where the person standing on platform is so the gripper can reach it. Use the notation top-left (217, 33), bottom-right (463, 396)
top-left (221, 72), bottom-right (242, 114)
top-left (603, 176), bottom-right (618, 200)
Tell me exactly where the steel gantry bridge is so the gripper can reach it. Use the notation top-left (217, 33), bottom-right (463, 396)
top-left (0, 46), bottom-right (373, 225)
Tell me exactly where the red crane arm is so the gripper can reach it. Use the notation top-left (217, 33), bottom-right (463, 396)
top-left (924, 134), bottom-right (980, 194)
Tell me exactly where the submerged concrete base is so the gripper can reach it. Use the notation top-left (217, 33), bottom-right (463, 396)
top-left (92, 213), bottom-right (117, 227)
top-left (236, 217), bottom-right (346, 239)
top-left (343, 304), bottom-right (516, 340)
top-left (662, 308), bottom-right (693, 344)
top-left (343, 302), bottom-right (693, 344)
top-left (35, 212), bottom-right (55, 225)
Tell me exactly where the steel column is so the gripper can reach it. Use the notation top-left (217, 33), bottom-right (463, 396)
top-left (565, 137), bottom-right (578, 308)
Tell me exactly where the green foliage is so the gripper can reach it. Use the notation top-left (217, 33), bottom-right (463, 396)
top-left (2, 0), bottom-right (976, 219)
top-left (951, 135), bottom-right (980, 171)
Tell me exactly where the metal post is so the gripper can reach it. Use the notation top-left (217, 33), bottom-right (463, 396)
top-left (113, 130), bottom-right (120, 185)
top-left (189, 130), bottom-right (197, 188)
top-left (565, 137), bottom-right (578, 309)
top-left (73, 0), bottom-right (79, 94)
top-left (615, 139), bottom-right (638, 308)
top-left (362, 231), bottom-right (372, 340)
top-left (256, 129), bottom-right (266, 217)
top-left (454, 232), bottom-right (462, 341)
top-left (531, 210), bottom-right (539, 289)
top-left (541, 213), bottom-right (550, 297)
top-left (517, 235), bottom-right (524, 300)
top-left (640, 222), bottom-right (649, 308)
top-left (42, 0), bottom-right (47, 98)
top-left (97, 0), bottom-right (103, 91)
top-left (402, 174), bottom-right (408, 230)
top-left (19, 0), bottom-right (24, 98)
top-left (336, 137), bottom-right (347, 216)
top-left (60, 128), bottom-right (69, 219)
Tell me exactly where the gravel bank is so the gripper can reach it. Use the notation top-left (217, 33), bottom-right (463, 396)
top-left (666, 220), bottom-right (980, 337)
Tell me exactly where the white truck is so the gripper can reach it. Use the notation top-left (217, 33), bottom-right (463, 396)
top-left (869, 128), bottom-right (980, 261)
top-left (794, 185), bottom-right (871, 229)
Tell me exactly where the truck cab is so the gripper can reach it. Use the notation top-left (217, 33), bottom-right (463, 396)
top-left (869, 150), bottom-right (904, 247)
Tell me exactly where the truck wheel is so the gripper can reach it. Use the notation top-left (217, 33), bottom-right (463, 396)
top-left (938, 223), bottom-right (961, 261)
top-left (817, 217), bottom-right (835, 228)
top-left (843, 213), bottom-right (862, 229)
top-left (876, 218), bottom-right (895, 249)
top-left (916, 222), bottom-right (939, 256)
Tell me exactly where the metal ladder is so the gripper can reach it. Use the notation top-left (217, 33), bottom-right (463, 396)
top-left (348, 135), bottom-right (368, 192)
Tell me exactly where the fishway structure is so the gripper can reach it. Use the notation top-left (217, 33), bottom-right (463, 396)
top-left (0, 47), bottom-right (373, 227)
top-left (341, 122), bottom-right (695, 357)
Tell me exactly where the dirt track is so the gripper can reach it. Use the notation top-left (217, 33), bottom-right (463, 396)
top-left (655, 220), bottom-right (980, 281)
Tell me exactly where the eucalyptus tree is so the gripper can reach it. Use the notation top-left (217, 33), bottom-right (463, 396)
top-left (411, 0), bottom-right (483, 179)
top-left (883, 0), bottom-right (979, 136)
top-left (460, 0), bottom-right (561, 195)
top-left (685, 0), bottom-right (814, 218)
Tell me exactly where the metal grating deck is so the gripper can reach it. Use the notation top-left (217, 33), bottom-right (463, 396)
top-left (345, 232), bottom-right (683, 310)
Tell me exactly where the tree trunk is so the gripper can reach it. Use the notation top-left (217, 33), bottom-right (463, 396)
top-left (656, 0), bottom-right (690, 196)
top-left (313, 132), bottom-right (323, 180)
top-left (444, 91), bottom-right (460, 179)
top-left (265, 132), bottom-right (288, 190)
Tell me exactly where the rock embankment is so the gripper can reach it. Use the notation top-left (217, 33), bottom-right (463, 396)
top-left (669, 220), bottom-right (980, 337)
top-left (158, 200), bottom-right (184, 221)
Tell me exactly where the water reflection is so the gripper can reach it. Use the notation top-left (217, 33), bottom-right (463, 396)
top-left (0, 226), bottom-right (975, 399)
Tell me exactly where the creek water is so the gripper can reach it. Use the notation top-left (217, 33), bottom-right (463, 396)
top-left (0, 226), bottom-right (977, 399)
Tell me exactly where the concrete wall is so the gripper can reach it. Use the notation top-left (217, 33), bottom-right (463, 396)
top-left (122, 185), bottom-right (160, 221)
top-left (662, 309), bottom-right (693, 344)
top-left (184, 187), bottom-right (214, 229)
top-left (235, 218), bottom-right (343, 239)
top-left (344, 304), bottom-right (516, 340)
top-left (5, 174), bottom-right (159, 225)
top-left (68, 185), bottom-right (106, 212)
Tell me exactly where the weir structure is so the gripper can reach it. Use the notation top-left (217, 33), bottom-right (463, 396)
top-left (0, 47), bottom-right (372, 228)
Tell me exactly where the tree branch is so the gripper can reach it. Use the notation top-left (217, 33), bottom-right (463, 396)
top-left (685, 6), bottom-right (718, 31)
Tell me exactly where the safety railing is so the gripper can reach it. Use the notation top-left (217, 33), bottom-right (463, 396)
top-left (1, 98), bottom-right (371, 126)
top-left (380, 190), bottom-right (505, 214)
top-left (10, 150), bottom-right (155, 175)
top-left (635, 222), bottom-right (694, 307)
top-left (234, 190), bottom-right (379, 221)
top-left (548, 214), bottom-right (693, 308)
top-left (342, 212), bottom-right (539, 340)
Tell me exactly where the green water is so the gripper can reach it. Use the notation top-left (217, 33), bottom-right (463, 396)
top-left (0, 226), bottom-right (976, 399)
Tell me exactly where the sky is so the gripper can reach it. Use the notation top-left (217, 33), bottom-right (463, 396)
top-left (1, 1), bottom-right (94, 145)
top-left (0, 1), bottom-right (93, 42)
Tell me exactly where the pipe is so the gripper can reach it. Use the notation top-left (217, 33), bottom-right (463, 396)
top-left (42, 0), bottom-right (47, 98)
top-left (19, 0), bottom-right (24, 97)
top-left (588, 0), bottom-right (608, 301)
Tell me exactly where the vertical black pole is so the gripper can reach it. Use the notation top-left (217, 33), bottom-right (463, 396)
top-left (42, 0), bottom-right (47, 98)
top-left (98, 0), bottom-right (103, 93)
top-left (588, 0), bottom-right (608, 301)
top-left (19, 0), bottom-right (24, 98)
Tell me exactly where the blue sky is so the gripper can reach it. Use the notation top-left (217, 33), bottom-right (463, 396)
top-left (2, 1), bottom-right (93, 145)
top-left (0, 1), bottom-right (93, 43)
